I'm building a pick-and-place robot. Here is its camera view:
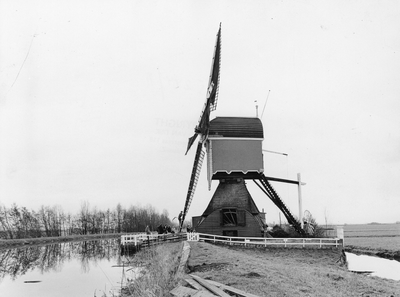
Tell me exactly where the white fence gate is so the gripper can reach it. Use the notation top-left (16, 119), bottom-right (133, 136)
top-left (187, 232), bottom-right (200, 241)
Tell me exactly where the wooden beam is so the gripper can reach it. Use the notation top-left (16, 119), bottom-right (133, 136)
top-left (192, 290), bottom-right (218, 297)
top-left (206, 279), bottom-right (261, 297)
top-left (176, 242), bottom-right (191, 277)
top-left (262, 175), bottom-right (299, 185)
top-left (191, 275), bottom-right (230, 297)
top-left (211, 172), bottom-right (306, 185)
top-left (170, 285), bottom-right (198, 297)
top-left (184, 278), bottom-right (205, 291)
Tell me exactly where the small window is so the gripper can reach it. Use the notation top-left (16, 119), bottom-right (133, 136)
top-left (220, 208), bottom-right (237, 226)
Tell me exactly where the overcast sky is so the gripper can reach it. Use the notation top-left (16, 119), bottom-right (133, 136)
top-left (1, 0), bottom-right (399, 225)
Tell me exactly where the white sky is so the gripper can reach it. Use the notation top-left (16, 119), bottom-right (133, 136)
top-left (0, 0), bottom-right (399, 225)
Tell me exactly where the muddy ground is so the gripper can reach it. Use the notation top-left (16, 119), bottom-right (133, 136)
top-left (187, 241), bottom-right (400, 297)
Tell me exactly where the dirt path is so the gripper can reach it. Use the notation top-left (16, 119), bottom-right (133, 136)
top-left (187, 241), bottom-right (400, 297)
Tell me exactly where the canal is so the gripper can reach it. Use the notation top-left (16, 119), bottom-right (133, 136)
top-left (0, 239), bottom-right (139, 297)
top-left (346, 252), bottom-right (400, 281)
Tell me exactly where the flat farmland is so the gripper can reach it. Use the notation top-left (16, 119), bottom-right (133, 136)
top-left (343, 223), bottom-right (400, 252)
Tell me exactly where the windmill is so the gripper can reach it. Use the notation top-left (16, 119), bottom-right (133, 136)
top-left (181, 25), bottom-right (306, 237)
top-left (180, 24), bottom-right (221, 230)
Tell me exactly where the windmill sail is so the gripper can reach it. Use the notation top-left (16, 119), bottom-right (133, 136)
top-left (185, 25), bottom-right (221, 155)
top-left (207, 24), bottom-right (221, 111)
top-left (181, 25), bottom-right (222, 231)
top-left (181, 142), bottom-right (205, 229)
top-left (185, 133), bottom-right (198, 155)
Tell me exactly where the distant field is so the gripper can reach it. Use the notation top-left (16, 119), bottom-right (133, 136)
top-left (343, 224), bottom-right (400, 251)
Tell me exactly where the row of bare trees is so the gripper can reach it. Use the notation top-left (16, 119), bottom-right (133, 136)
top-left (0, 202), bottom-right (173, 239)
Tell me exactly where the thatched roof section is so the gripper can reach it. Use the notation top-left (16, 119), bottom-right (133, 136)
top-left (202, 179), bottom-right (261, 216)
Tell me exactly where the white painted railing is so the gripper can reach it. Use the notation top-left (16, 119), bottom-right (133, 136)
top-left (121, 232), bottom-right (187, 246)
top-left (187, 232), bottom-right (200, 241)
top-left (187, 232), bottom-right (343, 248)
top-left (121, 233), bottom-right (147, 246)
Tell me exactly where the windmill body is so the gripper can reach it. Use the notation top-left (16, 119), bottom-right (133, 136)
top-left (207, 117), bottom-right (264, 184)
top-left (192, 116), bottom-right (267, 237)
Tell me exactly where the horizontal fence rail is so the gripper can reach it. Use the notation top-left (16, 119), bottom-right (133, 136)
top-left (187, 232), bottom-right (344, 248)
top-left (121, 232), bottom-right (187, 248)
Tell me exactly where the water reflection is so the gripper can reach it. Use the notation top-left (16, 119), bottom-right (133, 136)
top-left (0, 239), bottom-right (122, 280)
top-left (0, 239), bottom-right (135, 297)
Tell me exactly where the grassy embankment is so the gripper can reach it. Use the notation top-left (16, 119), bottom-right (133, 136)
top-left (120, 241), bottom-right (400, 297)
top-left (121, 242), bottom-right (183, 296)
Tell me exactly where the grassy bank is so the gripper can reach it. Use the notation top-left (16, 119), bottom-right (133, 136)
top-left (187, 242), bottom-right (400, 296)
top-left (346, 244), bottom-right (400, 261)
top-left (120, 240), bottom-right (400, 296)
top-left (121, 242), bottom-right (183, 296)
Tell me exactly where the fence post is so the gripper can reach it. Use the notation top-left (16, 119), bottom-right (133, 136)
top-left (336, 226), bottom-right (344, 247)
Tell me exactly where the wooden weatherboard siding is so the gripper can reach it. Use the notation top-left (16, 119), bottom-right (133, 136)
top-left (195, 209), bottom-right (263, 237)
top-left (191, 117), bottom-right (267, 238)
top-left (202, 179), bottom-right (260, 216)
top-left (209, 138), bottom-right (263, 175)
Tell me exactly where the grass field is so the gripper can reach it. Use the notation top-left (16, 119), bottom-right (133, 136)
top-left (343, 223), bottom-right (400, 251)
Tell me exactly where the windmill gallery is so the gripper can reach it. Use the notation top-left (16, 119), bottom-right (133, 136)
top-left (180, 25), bottom-right (308, 238)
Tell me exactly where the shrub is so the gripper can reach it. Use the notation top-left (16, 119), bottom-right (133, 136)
top-left (270, 225), bottom-right (289, 238)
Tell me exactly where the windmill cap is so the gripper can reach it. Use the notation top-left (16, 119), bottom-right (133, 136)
top-left (209, 117), bottom-right (263, 138)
